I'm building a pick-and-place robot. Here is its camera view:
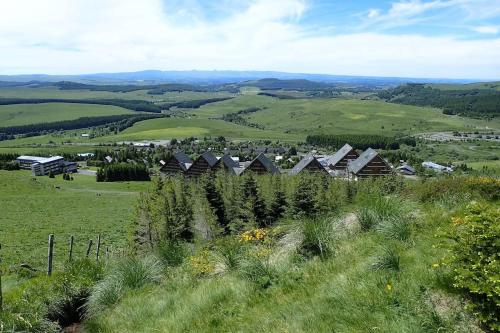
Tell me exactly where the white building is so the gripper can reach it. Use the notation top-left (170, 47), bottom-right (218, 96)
top-left (422, 161), bottom-right (453, 173)
top-left (16, 155), bottom-right (77, 176)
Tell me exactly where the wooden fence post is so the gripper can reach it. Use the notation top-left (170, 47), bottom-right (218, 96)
top-left (86, 240), bottom-right (93, 257)
top-left (68, 235), bottom-right (74, 262)
top-left (96, 234), bottom-right (101, 261)
top-left (47, 234), bottom-right (54, 276)
top-left (106, 246), bottom-right (109, 260)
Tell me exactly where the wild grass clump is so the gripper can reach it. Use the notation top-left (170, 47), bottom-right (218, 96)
top-left (299, 218), bottom-right (338, 258)
top-left (238, 256), bottom-right (278, 289)
top-left (356, 195), bottom-right (415, 242)
top-left (371, 246), bottom-right (401, 272)
top-left (86, 256), bottom-right (163, 317)
top-left (214, 237), bottom-right (246, 271)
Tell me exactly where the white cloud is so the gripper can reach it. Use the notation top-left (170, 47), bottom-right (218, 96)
top-left (0, 0), bottom-right (499, 79)
top-left (472, 25), bottom-right (499, 34)
top-left (367, 9), bottom-right (380, 19)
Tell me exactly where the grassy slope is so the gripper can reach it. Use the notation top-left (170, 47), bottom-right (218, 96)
top-left (190, 95), bottom-right (499, 136)
top-left (87, 205), bottom-right (472, 333)
top-left (0, 170), bottom-right (149, 269)
top-left (0, 103), bottom-right (134, 126)
top-left (429, 82), bottom-right (500, 91)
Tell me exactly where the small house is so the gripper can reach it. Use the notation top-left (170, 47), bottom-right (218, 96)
top-left (160, 151), bottom-right (193, 175)
top-left (396, 164), bottom-right (416, 175)
top-left (422, 161), bottom-right (453, 173)
top-left (242, 153), bottom-right (280, 175)
top-left (289, 154), bottom-right (329, 175)
top-left (348, 148), bottom-right (392, 178)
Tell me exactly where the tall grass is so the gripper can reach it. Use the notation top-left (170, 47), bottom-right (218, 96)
top-left (371, 246), bottom-right (401, 272)
top-left (86, 256), bottom-right (163, 317)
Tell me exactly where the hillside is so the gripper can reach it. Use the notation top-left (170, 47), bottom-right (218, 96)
top-left (378, 84), bottom-right (500, 118)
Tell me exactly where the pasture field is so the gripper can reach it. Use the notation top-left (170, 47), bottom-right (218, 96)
top-left (0, 103), bottom-right (134, 126)
top-left (189, 95), bottom-right (500, 136)
top-left (0, 86), bottom-right (235, 102)
top-left (0, 170), bottom-right (150, 269)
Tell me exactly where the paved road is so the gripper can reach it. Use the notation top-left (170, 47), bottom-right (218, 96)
top-left (77, 169), bottom-right (97, 176)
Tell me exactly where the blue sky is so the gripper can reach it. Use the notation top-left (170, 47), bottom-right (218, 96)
top-left (0, 0), bottom-right (499, 79)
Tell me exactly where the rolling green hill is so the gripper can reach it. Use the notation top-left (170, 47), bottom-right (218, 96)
top-left (0, 103), bottom-right (134, 126)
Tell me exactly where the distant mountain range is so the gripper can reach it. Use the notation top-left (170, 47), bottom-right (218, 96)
top-left (0, 70), bottom-right (484, 86)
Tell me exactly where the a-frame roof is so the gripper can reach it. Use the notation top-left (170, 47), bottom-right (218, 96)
top-left (200, 151), bottom-right (219, 167)
top-left (328, 143), bottom-right (355, 167)
top-left (289, 153), bottom-right (328, 175)
top-left (220, 154), bottom-right (239, 169)
top-left (348, 148), bottom-right (379, 174)
top-left (245, 153), bottom-right (280, 174)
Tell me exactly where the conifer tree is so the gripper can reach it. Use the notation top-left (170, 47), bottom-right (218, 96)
top-left (292, 175), bottom-right (317, 217)
top-left (204, 176), bottom-right (228, 234)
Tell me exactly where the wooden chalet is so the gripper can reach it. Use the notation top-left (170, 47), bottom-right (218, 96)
top-left (289, 154), bottom-right (329, 175)
top-left (242, 153), bottom-right (280, 175)
top-left (327, 143), bottom-right (359, 170)
top-left (348, 148), bottom-right (392, 178)
top-left (185, 151), bottom-right (220, 177)
top-left (160, 151), bottom-right (192, 175)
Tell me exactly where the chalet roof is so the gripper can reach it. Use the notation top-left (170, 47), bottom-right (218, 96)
top-left (348, 148), bottom-right (379, 174)
top-left (327, 143), bottom-right (354, 167)
top-left (173, 151), bottom-right (193, 171)
top-left (200, 151), bottom-right (219, 167)
top-left (248, 153), bottom-right (280, 174)
top-left (289, 153), bottom-right (326, 175)
top-left (396, 164), bottom-right (416, 173)
top-left (220, 154), bottom-right (239, 169)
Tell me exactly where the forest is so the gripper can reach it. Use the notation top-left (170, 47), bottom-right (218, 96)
top-left (306, 134), bottom-right (417, 150)
top-left (96, 163), bottom-right (151, 182)
top-left (378, 84), bottom-right (500, 118)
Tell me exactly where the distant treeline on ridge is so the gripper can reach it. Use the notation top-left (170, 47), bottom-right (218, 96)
top-left (306, 134), bottom-right (417, 150)
top-left (378, 84), bottom-right (500, 118)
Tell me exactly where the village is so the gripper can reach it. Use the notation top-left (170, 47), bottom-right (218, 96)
top-left (11, 141), bottom-right (455, 180)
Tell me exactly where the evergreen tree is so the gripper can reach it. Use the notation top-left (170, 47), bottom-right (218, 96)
top-left (242, 174), bottom-right (267, 227)
top-left (292, 176), bottom-right (317, 217)
top-left (204, 176), bottom-right (228, 234)
top-left (268, 178), bottom-right (287, 223)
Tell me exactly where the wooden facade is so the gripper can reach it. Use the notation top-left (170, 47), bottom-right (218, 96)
top-left (290, 154), bottom-right (329, 175)
top-left (243, 153), bottom-right (280, 175)
top-left (328, 144), bottom-right (359, 170)
top-left (160, 152), bottom-right (192, 175)
top-left (185, 151), bottom-right (220, 177)
top-left (348, 148), bottom-right (392, 178)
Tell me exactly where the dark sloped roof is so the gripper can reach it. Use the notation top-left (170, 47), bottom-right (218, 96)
top-left (348, 148), bottom-right (378, 174)
top-left (289, 153), bottom-right (326, 175)
top-left (396, 164), bottom-right (416, 173)
top-left (247, 153), bottom-right (280, 174)
top-left (220, 154), bottom-right (239, 169)
top-left (174, 151), bottom-right (192, 165)
top-left (173, 151), bottom-right (193, 171)
top-left (328, 143), bottom-right (354, 167)
top-left (200, 151), bottom-right (219, 167)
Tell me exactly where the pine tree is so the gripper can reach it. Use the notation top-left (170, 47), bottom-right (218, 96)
top-left (242, 174), bottom-right (267, 227)
top-left (292, 176), bottom-right (317, 217)
top-left (269, 178), bottom-right (287, 223)
top-left (204, 176), bottom-right (228, 234)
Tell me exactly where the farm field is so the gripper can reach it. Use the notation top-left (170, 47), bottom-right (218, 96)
top-left (0, 103), bottom-right (134, 126)
top-left (0, 170), bottom-right (150, 269)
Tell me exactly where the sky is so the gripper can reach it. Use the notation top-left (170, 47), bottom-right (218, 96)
top-left (0, 0), bottom-right (500, 79)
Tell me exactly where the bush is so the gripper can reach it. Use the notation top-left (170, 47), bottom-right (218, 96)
top-left (356, 195), bottom-right (411, 233)
top-left (239, 256), bottom-right (278, 289)
top-left (156, 241), bottom-right (188, 267)
top-left (445, 202), bottom-right (500, 331)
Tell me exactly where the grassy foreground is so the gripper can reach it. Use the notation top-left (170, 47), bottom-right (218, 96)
top-left (0, 171), bottom-right (150, 269)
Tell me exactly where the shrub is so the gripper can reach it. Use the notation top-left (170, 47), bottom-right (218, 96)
top-left (239, 256), bottom-right (278, 289)
top-left (376, 217), bottom-right (413, 242)
top-left (356, 195), bottom-right (411, 234)
top-left (156, 241), bottom-right (188, 267)
top-left (444, 202), bottom-right (500, 331)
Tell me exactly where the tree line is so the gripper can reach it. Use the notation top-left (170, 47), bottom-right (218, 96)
top-left (221, 107), bottom-right (265, 129)
top-left (306, 134), bottom-right (416, 150)
top-left (0, 98), bottom-right (163, 113)
top-left (0, 114), bottom-right (164, 138)
top-left (159, 97), bottom-right (233, 110)
top-left (96, 163), bottom-right (150, 182)
top-left (378, 84), bottom-right (500, 118)
top-left (134, 171), bottom-right (385, 249)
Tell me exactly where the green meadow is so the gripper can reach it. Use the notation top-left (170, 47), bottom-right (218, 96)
top-left (0, 103), bottom-right (134, 126)
top-left (0, 170), bottom-right (150, 269)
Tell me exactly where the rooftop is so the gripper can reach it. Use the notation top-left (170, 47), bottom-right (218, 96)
top-left (17, 155), bottom-right (64, 164)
